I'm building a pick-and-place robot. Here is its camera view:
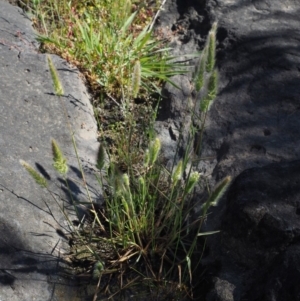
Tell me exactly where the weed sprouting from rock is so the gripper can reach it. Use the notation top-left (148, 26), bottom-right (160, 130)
top-left (20, 16), bottom-right (230, 300)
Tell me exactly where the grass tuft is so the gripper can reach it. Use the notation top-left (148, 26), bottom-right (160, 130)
top-left (32, 1), bottom-right (186, 99)
top-left (19, 3), bottom-right (229, 298)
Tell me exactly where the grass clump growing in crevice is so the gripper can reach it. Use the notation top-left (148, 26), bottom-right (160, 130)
top-left (20, 21), bottom-right (231, 299)
top-left (19, 0), bottom-right (228, 295)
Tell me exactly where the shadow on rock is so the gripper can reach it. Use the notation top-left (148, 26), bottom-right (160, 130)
top-left (203, 160), bottom-right (300, 301)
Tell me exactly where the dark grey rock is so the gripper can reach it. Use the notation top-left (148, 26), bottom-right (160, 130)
top-left (205, 0), bottom-right (300, 180)
top-left (2, 0), bottom-right (300, 299)
top-left (263, 244), bottom-right (300, 301)
top-left (0, 0), bottom-right (38, 52)
top-left (154, 1), bottom-right (220, 179)
top-left (203, 160), bottom-right (300, 301)
top-left (155, 0), bottom-right (300, 300)
top-left (0, 1), bottom-right (100, 299)
top-left (206, 277), bottom-right (235, 301)
top-left (155, 74), bottom-right (194, 169)
top-left (156, 0), bottom-right (300, 179)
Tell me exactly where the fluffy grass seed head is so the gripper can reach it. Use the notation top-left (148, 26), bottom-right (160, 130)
top-left (122, 173), bottom-right (130, 191)
top-left (185, 171), bottom-right (201, 194)
top-left (132, 60), bottom-right (141, 98)
top-left (93, 260), bottom-right (105, 279)
top-left (111, 165), bottom-right (126, 196)
top-left (138, 176), bottom-right (146, 195)
top-left (172, 160), bottom-right (183, 185)
top-left (144, 149), bottom-right (150, 167)
top-left (207, 69), bottom-right (218, 99)
top-left (211, 21), bottom-right (218, 34)
top-left (51, 139), bottom-right (68, 175)
top-left (200, 69), bottom-right (218, 113)
top-left (149, 137), bottom-right (161, 166)
top-left (96, 143), bottom-right (107, 170)
top-left (47, 56), bottom-right (64, 96)
top-left (209, 175), bottom-right (231, 207)
top-left (203, 176), bottom-right (231, 213)
top-left (20, 160), bottom-right (48, 188)
top-left (206, 23), bottom-right (217, 73)
top-left (195, 49), bottom-right (207, 92)
top-left (121, 195), bottom-right (131, 216)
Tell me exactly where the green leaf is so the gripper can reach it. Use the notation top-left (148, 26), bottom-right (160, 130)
top-left (197, 230), bottom-right (220, 236)
top-left (120, 12), bottom-right (137, 35)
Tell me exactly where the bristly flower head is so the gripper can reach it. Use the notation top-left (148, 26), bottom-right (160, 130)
top-left (144, 149), bottom-right (150, 167)
top-left (200, 69), bottom-right (218, 112)
top-left (122, 173), bottom-right (130, 191)
top-left (209, 175), bottom-right (231, 207)
top-left (96, 143), bottom-right (107, 170)
top-left (20, 160), bottom-right (48, 188)
top-left (172, 160), bottom-right (183, 186)
top-left (148, 137), bottom-right (161, 166)
top-left (93, 260), bottom-right (104, 279)
top-left (202, 176), bottom-right (231, 213)
top-left (132, 60), bottom-right (141, 98)
top-left (194, 50), bottom-right (207, 92)
top-left (185, 171), bottom-right (201, 194)
top-left (206, 22), bottom-right (217, 73)
top-left (51, 139), bottom-right (68, 175)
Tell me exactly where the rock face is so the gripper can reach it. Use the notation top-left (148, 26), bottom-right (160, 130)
top-left (156, 0), bottom-right (300, 180)
top-left (0, 1), bottom-right (100, 300)
top-left (205, 0), bottom-right (300, 180)
top-left (155, 0), bottom-right (300, 300)
top-left (205, 160), bottom-right (300, 301)
top-left (2, 0), bottom-right (300, 299)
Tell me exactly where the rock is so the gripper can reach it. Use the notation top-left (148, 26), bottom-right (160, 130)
top-left (155, 74), bottom-right (194, 169)
top-left (203, 160), bottom-right (300, 301)
top-left (154, 0), bottom-right (300, 300)
top-left (206, 278), bottom-right (235, 301)
top-left (204, 0), bottom-right (300, 180)
top-left (154, 0), bottom-right (217, 176)
top-left (0, 1), bottom-right (100, 300)
top-left (156, 0), bottom-right (300, 178)
top-left (3, 0), bottom-right (300, 299)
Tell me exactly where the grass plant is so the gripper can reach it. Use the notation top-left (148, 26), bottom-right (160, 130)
top-left (23, 0), bottom-right (185, 98)
top-left (20, 1), bottom-right (230, 298)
